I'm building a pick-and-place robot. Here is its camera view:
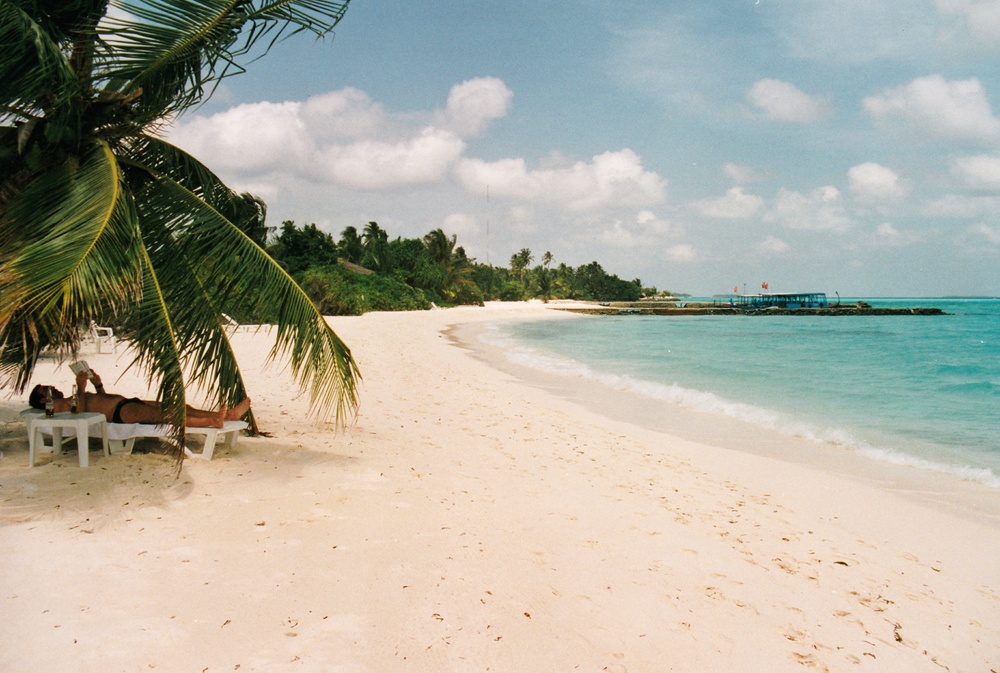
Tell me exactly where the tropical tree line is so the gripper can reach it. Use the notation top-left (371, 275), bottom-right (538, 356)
top-left (264, 220), bottom-right (660, 316)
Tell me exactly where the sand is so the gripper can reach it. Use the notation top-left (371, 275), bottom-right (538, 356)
top-left (1, 301), bottom-right (997, 672)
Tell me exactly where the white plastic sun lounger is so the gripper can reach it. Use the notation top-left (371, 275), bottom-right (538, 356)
top-left (104, 420), bottom-right (248, 460)
top-left (23, 409), bottom-right (246, 461)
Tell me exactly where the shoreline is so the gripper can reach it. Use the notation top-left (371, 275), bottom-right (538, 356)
top-left (1, 301), bottom-right (998, 671)
top-left (451, 306), bottom-right (1000, 528)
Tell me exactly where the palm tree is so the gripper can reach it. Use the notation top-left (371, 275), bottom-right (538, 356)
top-left (360, 221), bottom-right (392, 273)
top-left (338, 225), bottom-right (364, 265)
top-left (422, 228), bottom-right (474, 301)
top-left (0, 0), bottom-right (359, 454)
top-left (509, 248), bottom-right (533, 283)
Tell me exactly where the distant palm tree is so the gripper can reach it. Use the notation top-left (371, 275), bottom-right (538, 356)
top-left (338, 226), bottom-right (364, 265)
top-left (509, 248), bottom-right (533, 283)
top-left (423, 228), bottom-right (474, 301)
top-left (0, 0), bottom-right (358, 452)
top-left (361, 221), bottom-right (391, 272)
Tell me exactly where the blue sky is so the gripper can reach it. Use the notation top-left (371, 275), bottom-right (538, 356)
top-left (168, 0), bottom-right (1000, 296)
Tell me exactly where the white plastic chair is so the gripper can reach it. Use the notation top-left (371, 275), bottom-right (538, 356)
top-left (221, 313), bottom-right (250, 333)
top-left (90, 320), bottom-right (117, 353)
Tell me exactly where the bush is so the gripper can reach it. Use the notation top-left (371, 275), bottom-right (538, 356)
top-left (299, 266), bottom-right (431, 315)
top-left (499, 281), bottom-right (526, 301)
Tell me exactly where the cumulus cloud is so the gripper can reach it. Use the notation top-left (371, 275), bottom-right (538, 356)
top-left (455, 149), bottom-right (667, 211)
top-left (298, 88), bottom-right (391, 141)
top-left (863, 75), bottom-right (1000, 142)
top-left (314, 127), bottom-right (465, 190)
top-left (766, 186), bottom-right (851, 232)
top-left (950, 154), bottom-right (1000, 190)
top-left (601, 210), bottom-right (676, 247)
top-left (170, 100), bottom-right (311, 173)
top-left (747, 79), bottom-right (823, 122)
top-left (169, 78), bottom-right (517, 193)
top-left (691, 187), bottom-right (764, 219)
top-left (848, 162), bottom-right (907, 201)
top-left (438, 77), bottom-right (513, 137)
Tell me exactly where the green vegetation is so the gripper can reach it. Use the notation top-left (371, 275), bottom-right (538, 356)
top-left (268, 220), bottom-right (659, 315)
top-left (0, 1), bottom-right (359, 446)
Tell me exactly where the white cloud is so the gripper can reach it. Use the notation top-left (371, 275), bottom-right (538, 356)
top-left (766, 186), bottom-right (851, 232)
top-left (441, 212), bottom-right (479, 237)
top-left (691, 187), bottom-right (764, 219)
top-left (747, 79), bottom-right (823, 122)
top-left (868, 222), bottom-right (916, 248)
top-left (924, 193), bottom-right (1000, 217)
top-left (848, 162), bottom-right (907, 200)
top-left (950, 154), bottom-right (1000, 190)
top-left (756, 236), bottom-right (790, 256)
top-left (299, 88), bottom-right (390, 141)
top-left (438, 77), bottom-right (513, 137)
top-left (771, 2), bottom-right (940, 64)
top-left (863, 75), bottom-right (1000, 142)
top-left (722, 162), bottom-right (759, 184)
top-left (315, 127), bottom-right (466, 190)
top-left (455, 149), bottom-right (667, 211)
top-left (665, 244), bottom-right (696, 262)
top-left (601, 210), bottom-right (676, 247)
top-left (170, 80), bottom-right (516, 193)
top-left (170, 101), bottom-right (311, 172)
top-left (969, 222), bottom-right (1000, 245)
top-left (936, 0), bottom-right (1000, 44)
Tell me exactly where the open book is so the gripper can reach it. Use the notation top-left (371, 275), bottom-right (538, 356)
top-left (70, 360), bottom-right (92, 377)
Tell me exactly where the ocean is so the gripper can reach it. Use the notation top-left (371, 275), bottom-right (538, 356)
top-left (478, 298), bottom-right (1000, 488)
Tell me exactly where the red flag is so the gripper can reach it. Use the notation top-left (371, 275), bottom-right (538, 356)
top-left (762, 282), bottom-right (769, 290)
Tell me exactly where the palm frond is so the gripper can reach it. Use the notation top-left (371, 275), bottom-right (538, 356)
top-left (97, 0), bottom-right (350, 122)
top-left (246, 0), bottom-right (350, 47)
top-left (0, 138), bottom-right (143, 389)
top-left (119, 134), bottom-right (262, 229)
top-left (126, 231), bottom-right (190, 454)
top-left (0, 2), bottom-right (80, 125)
top-left (127, 177), bottom-right (257, 428)
top-left (131, 170), bottom-right (358, 424)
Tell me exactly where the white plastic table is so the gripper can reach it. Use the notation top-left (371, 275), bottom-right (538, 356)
top-left (21, 410), bottom-right (109, 468)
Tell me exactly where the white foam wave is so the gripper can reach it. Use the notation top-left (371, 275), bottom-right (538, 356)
top-left (481, 324), bottom-right (1000, 489)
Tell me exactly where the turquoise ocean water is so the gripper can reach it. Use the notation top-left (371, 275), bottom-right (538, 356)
top-left (485, 298), bottom-right (1000, 488)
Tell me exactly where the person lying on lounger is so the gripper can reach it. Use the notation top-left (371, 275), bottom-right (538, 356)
top-left (28, 369), bottom-right (251, 428)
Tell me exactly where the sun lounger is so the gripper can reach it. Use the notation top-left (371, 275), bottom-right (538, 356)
top-left (22, 409), bottom-right (246, 461)
top-left (105, 420), bottom-right (248, 460)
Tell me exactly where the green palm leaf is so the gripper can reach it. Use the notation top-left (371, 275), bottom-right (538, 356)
top-left (132, 171), bottom-right (359, 423)
top-left (98, 0), bottom-right (349, 123)
top-left (0, 139), bottom-right (143, 387)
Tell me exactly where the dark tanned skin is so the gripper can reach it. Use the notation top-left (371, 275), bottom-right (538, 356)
top-left (45, 370), bottom-right (251, 429)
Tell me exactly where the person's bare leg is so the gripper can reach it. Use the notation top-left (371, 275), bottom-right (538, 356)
top-left (184, 407), bottom-right (225, 428)
top-left (225, 398), bottom-right (251, 420)
top-left (184, 412), bottom-right (224, 429)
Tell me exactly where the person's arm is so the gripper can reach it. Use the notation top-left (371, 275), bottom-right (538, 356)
top-left (88, 370), bottom-right (105, 394)
top-left (75, 371), bottom-right (89, 413)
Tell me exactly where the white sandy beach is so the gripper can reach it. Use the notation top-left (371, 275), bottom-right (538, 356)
top-left (1, 302), bottom-right (998, 672)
